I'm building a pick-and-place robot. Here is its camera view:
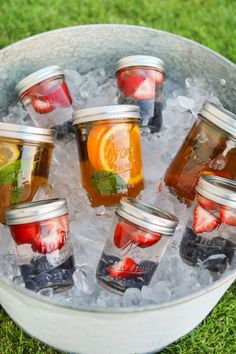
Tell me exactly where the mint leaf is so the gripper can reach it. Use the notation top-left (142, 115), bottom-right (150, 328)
top-left (91, 170), bottom-right (128, 195)
top-left (0, 160), bottom-right (21, 185)
top-left (10, 186), bottom-right (24, 204)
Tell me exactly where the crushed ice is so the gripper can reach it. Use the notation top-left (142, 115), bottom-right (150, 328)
top-left (0, 68), bottom-right (235, 308)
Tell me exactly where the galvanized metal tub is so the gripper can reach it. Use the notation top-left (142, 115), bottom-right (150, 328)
top-left (0, 25), bottom-right (235, 354)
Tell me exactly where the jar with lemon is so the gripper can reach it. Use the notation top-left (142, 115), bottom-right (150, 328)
top-left (0, 122), bottom-right (54, 223)
top-left (73, 105), bottom-right (144, 206)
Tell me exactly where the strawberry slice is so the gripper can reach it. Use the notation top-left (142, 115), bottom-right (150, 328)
top-left (113, 221), bottom-right (136, 248)
top-left (31, 230), bottom-right (66, 254)
top-left (133, 77), bottom-right (155, 99)
top-left (220, 207), bottom-right (236, 226)
top-left (31, 96), bottom-right (54, 114)
top-left (11, 223), bottom-right (40, 245)
top-left (197, 195), bottom-right (217, 211)
top-left (148, 70), bottom-right (164, 84)
top-left (45, 82), bottom-right (72, 107)
top-left (193, 205), bottom-right (220, 233)
top-left (107, 257), bottom-right (144, 278)
top-left (131, 229), bottom-right (161, 248)
top-left (118, 73), bottom-right (145, 96)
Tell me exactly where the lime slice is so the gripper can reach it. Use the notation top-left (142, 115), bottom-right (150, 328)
top-left (0, 143), bottom-right (20, 170)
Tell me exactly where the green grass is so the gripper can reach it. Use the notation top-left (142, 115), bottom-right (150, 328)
top-left (0, 0), bottom-right (235, 353)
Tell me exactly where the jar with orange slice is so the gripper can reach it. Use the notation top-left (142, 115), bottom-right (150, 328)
top-left (73, 105), bottom-right (144, 206)
top-left (0, 122), bottom-right (54, 223)
top-left (164, 101), bottom-right (236, 204)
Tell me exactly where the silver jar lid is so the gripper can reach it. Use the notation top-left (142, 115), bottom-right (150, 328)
top-left (6, 198), bottom-right (68, 225)
top-left (73, 105), bottom-right (141, 125)
top-left (199, 101), bottom-right (236, 138)
top-left (16, 65), bottom-right (64, 97)
top-left (196, 175), bottom-right (236, 208)
top-left (116, 198), bottom-right (178, 235)
top-left (0, 122), bottom-right (54, 144)
top-left (116, 55), bottom-right (165, 73)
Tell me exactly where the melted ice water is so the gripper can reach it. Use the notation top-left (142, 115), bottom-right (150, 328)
top-left (0, 68), bottom-right (234, 308)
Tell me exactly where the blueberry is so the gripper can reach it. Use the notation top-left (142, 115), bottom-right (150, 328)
top-left (20, 264), bottom-right (35, 277)
top-left (35, 273), bottom-right (51, 287)
top-left (36, 256), bottom-right (52, 274)
top-left (51, 269), bottom-right (69, 284)
top-left (25, 279), bottom-right (38, 291)
top-left (53, 119), bottom-right (74, 140)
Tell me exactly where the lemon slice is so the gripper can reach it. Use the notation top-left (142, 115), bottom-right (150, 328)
top-left (0, 143), bottom-right (20, 170)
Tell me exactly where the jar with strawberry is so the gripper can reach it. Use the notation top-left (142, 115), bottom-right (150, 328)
top-left (164, 101), bottom-right (236, 204)
top-left (96, 198), bottom-right (178, 293)
top-left (73, 105), bottom-right (144, 206)
top-left (116, 55), bottom-right (165, 132)
top-left (180, 175), bottom-right (236, 274)
top-left (5, 199), bottom-right (76, 293)
top-left (16, 66), bottom-right (73, 135)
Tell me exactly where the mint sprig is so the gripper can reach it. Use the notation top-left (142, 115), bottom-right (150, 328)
top-left (0, 160), bottom-right (22, 185)
top-left (91, 170), bottom-right (128, 195)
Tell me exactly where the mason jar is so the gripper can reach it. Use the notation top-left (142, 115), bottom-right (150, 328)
top-left (164, 101), bottom-right (236, 204)
top-left (116, 55), bottom-right (165, 132)
top-left (6, 198), bottom-right (76, 293)
top-left (73, 105), bottom-right (144, 206)
top-left (180, 175), bottom-right (236, 274)
top-left (16, 66), bottom-right (73, 133)
top-left (96, 198), bottom-right (178, 293)
top-left (0, 122), bottom-right (54, 223)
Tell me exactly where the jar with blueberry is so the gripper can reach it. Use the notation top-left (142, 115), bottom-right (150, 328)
top-left (180, 174), bottom-right (236, 274)
top-left (16, 66), bottom-right (73, 136)
top-left (5, 198), bottom-right (76, 293)
top-left (116, 55), bottom-right (165, 132)
top-left (96, 198), bottom-right (178, 293)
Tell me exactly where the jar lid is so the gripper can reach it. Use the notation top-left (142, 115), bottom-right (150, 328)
top-left (16, 65), bottom-right (64, 97)
top-left (196, 175), bottom-right (236, 208)
top-left (116, 198), bottom-right (178, 235)
top-left (199, 101), bottom-right (236, 138)
top-left (72, 105), bottom-right (141, 125)
top-left (116, 55), bottom-right (165, 73)
top-left (0, 122), bottom-right (54, 144)
top-left (6, 198), bottom-right (68, 225)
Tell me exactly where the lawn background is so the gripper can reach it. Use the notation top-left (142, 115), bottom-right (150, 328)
top-left (0, 0), bottom-right (235, 353)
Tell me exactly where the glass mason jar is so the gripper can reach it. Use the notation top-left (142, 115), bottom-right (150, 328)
top-left (96, 198), bottom-right (178, 293)
top-left (0, 122), bottom-right (54, 223)
top-left (180, 175), bottom-right (236, 274)
top-left (164, 101), bottom-right (236, 204)
top-left (16, 66), bottom-right (73, 134)
top-left (6, 199), bottom-right (76, 293)
top-left (73, 105), bottom-right (144, 206)
top-left (116, 55), bottom-right (165, 132)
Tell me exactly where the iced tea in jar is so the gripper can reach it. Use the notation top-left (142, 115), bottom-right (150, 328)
top-left (180, 175), bottom-right (236, 273)
top-left (73, 105), bottom-right (144, 206)
top-left (0, 122), bottom-right (54, 223)
top-left (16, 66), bottom-right (72, 131)
top-left (164, 102), bottom-right (236, 204)
top-left (116, 55), bottom-right (165, 132)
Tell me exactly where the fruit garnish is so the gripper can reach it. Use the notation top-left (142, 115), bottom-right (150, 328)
top-left (107, 257), bottom-right (144, 278)
top-left (197, 195), bottom-right (217, 211)
top-left (113, 221), bottom-right (136, 248)
top-left (148, 70), bottom-right (164, 84)
top-left (11, 223), bottom-right (40, 245)
top-left (220, 207), bottom-right (236, 226)
top-left (44, 81), bottom-right (72, 107)
top-left (133, 77), bottom-right (155, 100)
top-left (0, 143), bottom-right (20, 170)
top-left (91, 170), bottom-right (127, 195)
top-left (131, 229), bottom-right (161, 248)
top-left (88, 124), bottom-right (143, 186)
top-left (117, 72), bottom-right (145, 96)
top-left (193, 205), bottom-right (220, 233)
top-left (31, 96), bottom-right (54, 114)
top-left (31, 230), bottom-right (66, 254)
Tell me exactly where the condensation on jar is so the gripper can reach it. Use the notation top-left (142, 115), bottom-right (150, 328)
top-left (0, 122), bottom-right (54, 223)
top-left (116, 55), bottom-right (165, 132)
top-left (180, 174), bottom-right (236, 274)
top-left (16, 66), bottom-right (73, 133)
top-left (5, 198), bottom-right (76, 294)
top-left (73, 105), bottom-right (144, 207)
top-left (164, 101), bottom-right (236, 204)
top-left (96, 198), bottom-right (178, 293)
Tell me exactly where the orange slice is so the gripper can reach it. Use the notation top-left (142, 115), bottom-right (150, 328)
top-left (87, 123), bottom-right (143, 185)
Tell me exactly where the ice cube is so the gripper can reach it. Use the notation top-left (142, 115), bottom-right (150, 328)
top-left (122, 288), bottom-right (142, 307)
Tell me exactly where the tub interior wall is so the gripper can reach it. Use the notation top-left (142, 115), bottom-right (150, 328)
top-left (0, 25), bottom-right (235, 117)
